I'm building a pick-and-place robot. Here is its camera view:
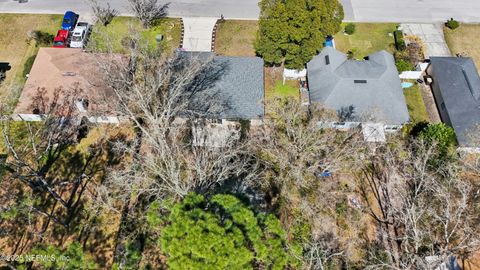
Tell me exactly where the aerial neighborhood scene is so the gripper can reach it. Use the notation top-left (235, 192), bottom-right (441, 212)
top-left (1, 0), bottom-right (480, 269)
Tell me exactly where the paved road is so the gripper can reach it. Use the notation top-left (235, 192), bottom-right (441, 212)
top-left (348, 0), bottom-right (480, 23)
top-left (0, 0), bottom-right (260, 19)
top-left (1, 0), bottom-right (480, 22)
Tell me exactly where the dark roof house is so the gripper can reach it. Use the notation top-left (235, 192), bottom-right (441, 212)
top-left (307, 47), bottom-right (409, 125)
top-left (428, 57), bottom-right (480, 146)
top-left (178, 52), bottom-right (265, 120)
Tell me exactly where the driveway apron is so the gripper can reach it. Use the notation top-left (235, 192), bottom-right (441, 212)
top-left (182, 17), bottom-right (218, 52)
top-left (401, 23), bottom-right (451, 57)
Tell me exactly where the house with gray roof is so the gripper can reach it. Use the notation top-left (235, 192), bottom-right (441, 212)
top-left (427, 57), bottom-right (480, 147)
top-left (178, 52), bottom-right (265, 120)
top-left (307, 47), bottom-right (410, 127)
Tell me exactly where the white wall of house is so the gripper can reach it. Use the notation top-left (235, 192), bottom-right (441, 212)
top-left (317, 121), bottom-right (403, 143)
top-left (10, 114), bottom-right (123, 125)
top-left (283, 68), bottom-right (307, 83)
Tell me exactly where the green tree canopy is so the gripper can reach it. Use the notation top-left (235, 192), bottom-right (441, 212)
top-left (28, 242), bottom-right (97, 270)
top-left (156, 193), bottom-right (300, 270)
top-left (255, 0), bottom-right (344, 69)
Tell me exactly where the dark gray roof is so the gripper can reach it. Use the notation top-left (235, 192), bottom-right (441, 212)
top-left (178, 52), bottom-right (264, 119)
top-left (307, 47), bottom-right (409, 125)
top-left (429, 57), bottom-right (480, 146)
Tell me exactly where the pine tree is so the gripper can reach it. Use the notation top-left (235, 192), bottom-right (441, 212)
top-left (155, 193), bottom-right (300, 269)
top-left (256, 0), bottom-right (344, 69)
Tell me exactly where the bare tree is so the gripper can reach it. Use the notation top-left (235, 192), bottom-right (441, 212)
top-left (2, 87), bottom-right (83, 209)
top-left (128, 0), bottom-right (170, 28)
top-left (91, 33), bottom-right (257, 204)
top-left (89, 0), bottom-right (118, 26)
top-left (249, 98), bottom-right (362, 207)
top-left (302, 233), bottom-right (345, 270)
top-left (358, 140), bottom-right (480, 269)
top-left (90, 36), bottom-right (259, 267)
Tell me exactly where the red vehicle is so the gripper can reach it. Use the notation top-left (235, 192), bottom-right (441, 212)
top-left (52, 30), bottom-right (69, 48)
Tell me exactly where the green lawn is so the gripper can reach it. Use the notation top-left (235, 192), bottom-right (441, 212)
top-left (444, 24), bottom-right (480, 69)
top-left (403, 82), bottom-right (429, 123)
top-left (214, 20), bottom-right (258, 56)
top-left (273, 80), bottom-right (298, 98)
top-left (334, 23), bottom-right (397, 58)
top-left (89, 17), bottom-right (182, 54)
top-left (0, 14), bottom-right (62, 100)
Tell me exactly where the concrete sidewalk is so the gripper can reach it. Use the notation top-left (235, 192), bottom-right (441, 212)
top-left (182, 17), bottom-right (218, 52)
top-left (401, 23), bottom-right (451, 57)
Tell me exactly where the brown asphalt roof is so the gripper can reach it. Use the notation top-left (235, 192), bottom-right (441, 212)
top-left (15, 48), bottom-right (117, 116)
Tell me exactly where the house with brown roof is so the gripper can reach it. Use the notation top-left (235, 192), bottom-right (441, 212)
top-left (13, 48), bottom-right (121, 123)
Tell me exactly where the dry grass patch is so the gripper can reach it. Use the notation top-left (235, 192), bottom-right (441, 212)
top-left (90, 17), bottom-right (182, 54)
top-left (444, 24), bottom-right (480, 68)
top-left (334, 23), bottom-right (397, 58)
top-left (214, 20), bottom-right (258, 56)
top-left (0, 14), bottom-right (62, 100)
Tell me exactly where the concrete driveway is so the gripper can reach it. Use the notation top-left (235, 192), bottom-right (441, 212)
top-left (401, 24), bottom-right (451, 57)
top-left (182, 17), bottom-right (217, 52)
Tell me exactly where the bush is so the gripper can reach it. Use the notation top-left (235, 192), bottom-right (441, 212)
top-left (395, 59), bottom-right (413, 73)
top-left (446, 18), bottom-right (460, 30)
top-left (344, 23), bottom-right (356, 35)
top-left (419, 123), bottom-right (456, 150)
top-left (347, 48), bottom-right (357, 59)
top-left (394, 30), bottom-right (406, 51)
top-left (27, 30), bottom-right (55, 46)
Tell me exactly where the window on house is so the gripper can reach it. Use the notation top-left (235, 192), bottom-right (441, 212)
top-left (325, 55), bottom-right (330, 65)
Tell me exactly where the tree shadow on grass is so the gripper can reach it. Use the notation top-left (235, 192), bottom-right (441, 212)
top-left (21, 54), bottom-right (37, 80)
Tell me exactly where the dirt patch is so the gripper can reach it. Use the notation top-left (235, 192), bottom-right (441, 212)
top-left (420, 84), bottom-right (442, 123)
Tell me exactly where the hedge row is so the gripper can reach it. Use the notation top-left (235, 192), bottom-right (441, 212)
top-left (394, 30), bottom-right (406, 51)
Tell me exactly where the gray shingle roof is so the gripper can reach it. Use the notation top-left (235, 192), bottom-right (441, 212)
top-left (307, 47), bottom-right (410, 125)
top-left (179, 52), bottom-right (264, 119)
top-left (429, 57), bottom-right (480, 146)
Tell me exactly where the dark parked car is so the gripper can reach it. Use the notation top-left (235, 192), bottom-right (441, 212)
top-left (61, 11), bottom-right (79, 31)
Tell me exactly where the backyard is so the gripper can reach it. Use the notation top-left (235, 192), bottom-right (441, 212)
top-left (444, 24), bottom-right (480, 68)
top-left (0, 14), bottom-right (62, 100)
top-left (264, 67), bottom-right (299, 113)
top-left (214, 20), bottom-right (258, 56)
top-left (89, 17), bottom-right (182, 54)
top-left (334, 23), bottom-right (397, 58)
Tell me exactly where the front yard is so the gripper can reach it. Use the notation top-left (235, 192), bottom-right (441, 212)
top-left (334, 23), bottom-right (397, 58)
top-left (89, 17), bottom-right (182, 54)
top-left (444, 24), bottom-right (480, 68)
top-left (0, 14), bottom-right (62, 100)
top-left (214, 20), bottom-right (258, 56)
